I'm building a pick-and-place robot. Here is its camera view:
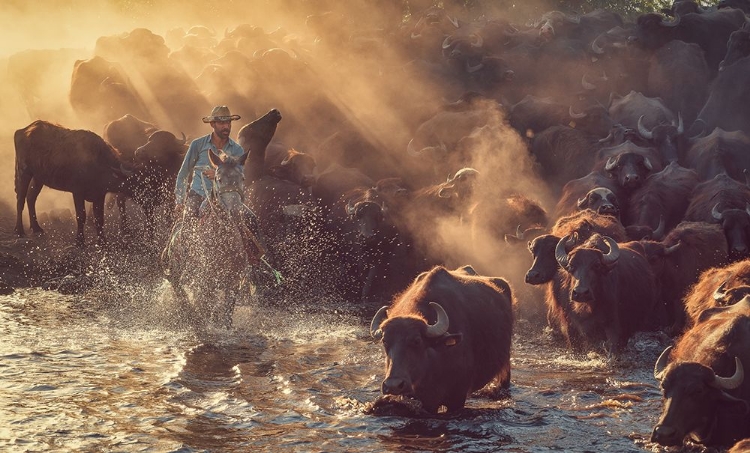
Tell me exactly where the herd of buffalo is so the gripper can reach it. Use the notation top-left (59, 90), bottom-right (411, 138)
top-left (11, 0), bottom-right (750, 449)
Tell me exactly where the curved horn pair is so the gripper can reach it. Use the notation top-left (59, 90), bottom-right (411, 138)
top-left (653, 345), bottom-right (744, 390)
top-left (369, 302), bottom-right (450, 339)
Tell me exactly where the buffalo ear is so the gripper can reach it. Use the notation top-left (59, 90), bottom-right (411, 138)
top-left (440, 333), bottom-right (463, 348)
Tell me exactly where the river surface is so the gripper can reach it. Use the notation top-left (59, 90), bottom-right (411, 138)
top-left (0, 264), bottom-right (718, 453)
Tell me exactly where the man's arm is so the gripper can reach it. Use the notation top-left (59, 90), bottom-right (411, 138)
top-left (175, 139), bottom-right (200, 205)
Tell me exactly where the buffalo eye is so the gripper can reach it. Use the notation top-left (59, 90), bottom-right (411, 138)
top-left (411, 336), bottom-right (424, 347)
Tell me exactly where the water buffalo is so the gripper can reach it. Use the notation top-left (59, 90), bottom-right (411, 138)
top-left (651, 297), bottom-right (750, 447)
top-left (525, 210), bottom-right (627, 345)
top-left (554, 170), bottom-right (626, 219)
top-left (554, 234), bottom-right (659, 354)
top-left (575, 187), bottom-right (621, 219)
top-left (684, 173), bottom-right (750, 260)
top-left (719, 22), bottom-right (750, 71)
top-left (682, 128), bottom-right (750, 182)
top-left (624, 161), bottom-right (700, 235)
top-left (692, 51), bottom-right (750, 136)
top-left (629, 9), bottom-right (746, 73)
top-left (639, 221), bottom-right (728, 334)
top-left (14, 120), bottom-right (130, 245)
top-left (370, 265), bottom-right (514, 413)
top-left (684, 259), bottom-right (750, 327)
top-left (646, 40), bottom-right (710, 126)
top-left (104, 115), bottom-right (186, 239)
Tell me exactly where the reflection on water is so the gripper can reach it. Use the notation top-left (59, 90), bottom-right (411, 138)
top-left (0, 288), bottom-right (700, 452)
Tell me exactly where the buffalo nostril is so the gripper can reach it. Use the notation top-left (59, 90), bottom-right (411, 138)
top-left (651, 425), bottom-right (677, 444)
top-left (383, 378), bottom-right (407, 395)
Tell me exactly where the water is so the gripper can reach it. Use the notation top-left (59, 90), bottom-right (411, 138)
top-left (0, 277), bottom-right (713, 453)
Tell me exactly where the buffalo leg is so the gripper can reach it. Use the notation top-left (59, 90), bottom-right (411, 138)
top-left (72, 193), bottom-right (87, 246)
top-left (142, 202), bottom-right (155, 241)
top-left (14, 170), bottom-right (32, 237)
top-left (116, 194), bottom-right (128, 235)
top-left (91, 194), bottom-right (107, 244)
top-left (26, 178), bottom-right (45, 235)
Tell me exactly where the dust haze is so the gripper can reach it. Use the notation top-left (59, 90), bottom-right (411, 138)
top-left (0, 0), bottom-right (584, 308)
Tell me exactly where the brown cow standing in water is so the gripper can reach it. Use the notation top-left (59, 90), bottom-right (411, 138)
top-left (14, 120), bottom-right (130, 246)
top-left (370, 265), bottom-right (514, 413)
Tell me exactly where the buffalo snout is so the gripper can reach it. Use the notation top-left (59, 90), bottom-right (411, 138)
top-left (382, 377), bottom-right (412, 396)
top-left (572, 286), bottom-right (593, 302)
top-left (525, 269), bottom-right (545, 285)
top-left (651, 424), bottom-right (681, 446)
top-left (622, 173), bottom-right (641, 188)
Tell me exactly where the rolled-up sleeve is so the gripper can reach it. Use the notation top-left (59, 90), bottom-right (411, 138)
top-left (175, 140), bottom-right (200, 204)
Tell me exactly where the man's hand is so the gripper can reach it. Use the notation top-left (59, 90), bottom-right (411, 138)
top-left (203, 169), bottom-right (216, 180)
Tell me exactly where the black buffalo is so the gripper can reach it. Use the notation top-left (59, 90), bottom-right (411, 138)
top-left (14, 120), bottom-right (129, 245)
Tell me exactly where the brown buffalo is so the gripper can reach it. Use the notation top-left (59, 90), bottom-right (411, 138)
top-left (554, 234), bottom-right (659, 354)
top-left (651, 297), bottom-right (750, 447)
top-left (370, 265), bottom-right (514, 413)
top-left (684, 259), bottom-right (750, 327)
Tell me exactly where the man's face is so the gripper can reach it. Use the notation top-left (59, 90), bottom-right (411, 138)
top-left (211, 120), bottom-right (232, 140)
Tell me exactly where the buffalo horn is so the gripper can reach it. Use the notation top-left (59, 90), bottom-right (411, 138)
top-left (601, 236), bottom-right (620, 266)
top-left (591, 36), bottom-right (605, 55)
top-left (370, 306), bottom-right (389, 340)
top-left (643, 156), bottom-right (653, 171)
top-left (660, 14), bottom-right (681, 27)
top-left (569, 106), bottom-right (587, 119)
top-left (448, 16), bottom-right (460, 28)
top-left (179, 132), bottom-right (187, 145)
top-left (712, 203), bottom-right (724, 221)
top-left (746, 202), bottom-right (750, 216)
top-left (577, 195), bottom-right (588, 209)
top-left (598, 130), bottom-right (614, 143)
top-left (663, 240), bottom-right (681, 255)
top-left (652, 215), bottom-right (666, 240)
top-left (555, 234), bottom-right (573, 269)
top-left (425, 302), bottom-right (450, 337)
top-left (712, 357), bottom-right (745, 390)
top-left (604, 156), bottom-right (618, 171)
top-left (744, 169), bottom-right (750, 187)
top-left (470, 33), bottom-right (483, 48)
top-left (442, 36), bottom-right (454, 49)
top-left (654, 345), bottom-right (673, 381)
top-left (466, 61), bottom-right (484, 73)
top-left (637, 115), bottom-right (653, 140)
top-left (675, 112), bottom-right (684, 134)
top-left (714, 280), bottom-right (729, 301)
top-left (406, 138), bottom-right (421, 156)
top-left (581, 73), bottom-right (597, 90)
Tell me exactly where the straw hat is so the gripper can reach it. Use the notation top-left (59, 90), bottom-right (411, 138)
top-left (202, 105), bottom-right (241, 123)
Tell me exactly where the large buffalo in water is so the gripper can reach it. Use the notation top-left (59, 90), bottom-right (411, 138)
top-left (14, 120), bottom-right (130, 245)
top-left (554, 234), bottom-right (659, 354)
top-left (370, 265), bottom-right (514, 413)
top-left (651, 297), bottom-right (750, 447)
